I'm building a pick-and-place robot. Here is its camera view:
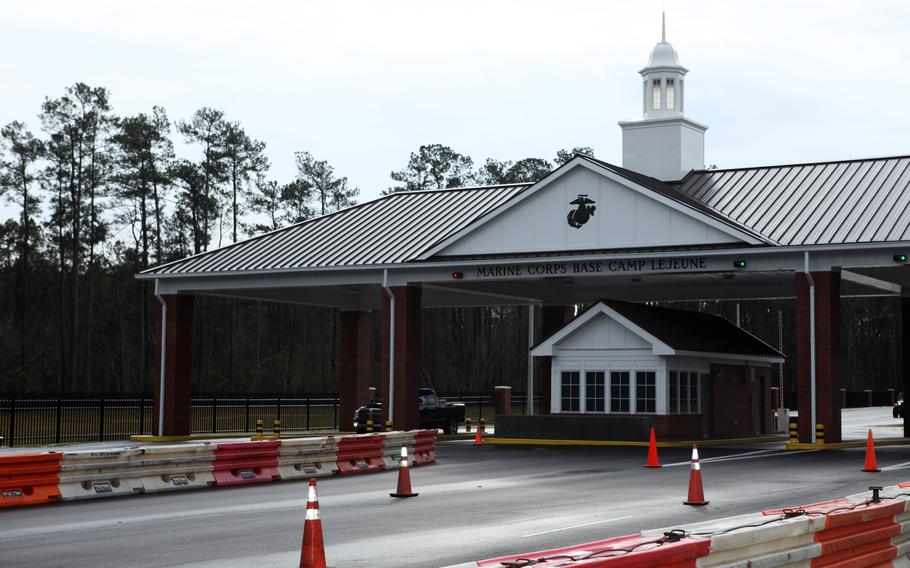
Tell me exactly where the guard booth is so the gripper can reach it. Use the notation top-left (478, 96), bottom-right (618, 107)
top-left (495, 300), bottom-right (784, 441)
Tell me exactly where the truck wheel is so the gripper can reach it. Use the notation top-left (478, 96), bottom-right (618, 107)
top-left (444, 420), bottom-right (458, 435)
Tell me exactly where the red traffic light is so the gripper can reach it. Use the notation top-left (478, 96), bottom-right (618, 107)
top-left (451, 271), bottom-right (464, 279)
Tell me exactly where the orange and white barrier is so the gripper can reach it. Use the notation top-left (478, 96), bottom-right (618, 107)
top-left (1, 430), bottom-right (437, 508)
top-left (473, 483), bottom-right (910, 567)
top-left (412, 429), bottom-right (437, 466)
top-left (0, 452), bottom-right (62, 508)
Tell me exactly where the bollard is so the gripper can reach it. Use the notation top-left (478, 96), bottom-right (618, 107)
top-left (889, 388), bottom-right (896, 406)
top-left (256, 419), bottom-right (264, 438)
top-left (273, 419), bottom-right (281, 439)
top-left (841, 388), bottom-right (846, 409)
top-left (366, 419), bottom-right (374, 433)
top-left (465, 418), bottom-right (472, 433)
top-left (788, 421), bottom-right (798, 445)
top-left (815, 423), bottom-right (825, 444)
top-left (385, 420), bottom-right (392, 432)
top-left (479, 418), bottom-right (486, 434)
top-left (865, 389), bottom-right (873, 408)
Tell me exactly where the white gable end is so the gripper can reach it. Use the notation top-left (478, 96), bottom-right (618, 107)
top-left (557, 312), bottom-right (651, 351)
top-left (436, 164), bottom-right (742, 257)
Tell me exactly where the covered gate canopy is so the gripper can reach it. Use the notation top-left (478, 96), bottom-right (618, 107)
top-left (138, 154), bottom-right (910, 441)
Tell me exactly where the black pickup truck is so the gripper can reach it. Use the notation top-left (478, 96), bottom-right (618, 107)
top-left (354, 388), bottom-right (465, 434)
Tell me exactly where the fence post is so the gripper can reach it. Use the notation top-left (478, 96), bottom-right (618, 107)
top-left (55, 397), bottom-right (62, 444)
top-left (477, 395), bottom-right (482, 421)
top-left (245, 397), bottom-right (250, 433)
top-left (333, 396), bottom-right (338, 431)
top-left (277, 397), bottom-right (281, 420)
top-left (305, 396), bottom-right (310, 431)
top-left (98, 396), bottom-right (106, 442)
top-left (8, 397), bottom-right (15, 447)
top-left (212, 396), bottom-right (217, 434)
top-left (139, 395), bottom-right (145, 436)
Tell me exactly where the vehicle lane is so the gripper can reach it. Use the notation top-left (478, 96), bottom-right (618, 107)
top-left (1, 442), bottom-right (909, 567)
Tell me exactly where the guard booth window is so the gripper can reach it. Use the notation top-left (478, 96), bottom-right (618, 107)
top-left (669, 371), bottom-right (700, 414)
top-left (610, 371), bottom-right (630, 412)
top-left (560, 371), bottom-right (580, 412)
top-left (636, 371), bottom-right (656, 413)
top-left (585, 371), bottom-right (605, 412)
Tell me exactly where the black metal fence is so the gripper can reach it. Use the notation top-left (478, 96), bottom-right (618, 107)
top-left (0, 392), bottom-right (542, 447)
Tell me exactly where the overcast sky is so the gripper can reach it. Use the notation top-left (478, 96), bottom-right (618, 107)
top-left (2, 0), bottom-right (909, 208)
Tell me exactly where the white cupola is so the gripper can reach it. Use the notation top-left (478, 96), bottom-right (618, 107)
top-left (618, 14), bottom-right (707, 182)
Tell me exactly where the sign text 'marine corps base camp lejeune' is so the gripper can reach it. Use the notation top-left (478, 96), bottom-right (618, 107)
top-left (474, 256), bottom-right (709, 279)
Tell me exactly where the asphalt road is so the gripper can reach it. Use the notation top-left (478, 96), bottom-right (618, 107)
top-left (3, 441), bottom-right (910, 568)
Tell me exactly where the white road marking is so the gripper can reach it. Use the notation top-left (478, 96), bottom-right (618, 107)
top-left (520, 515), bottom-right (632, 538)
top-left (881, 460), bottom-right (910, 471)
top-left (662, 449), bottom-right (815, 467)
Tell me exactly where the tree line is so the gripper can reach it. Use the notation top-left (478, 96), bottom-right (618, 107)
top-left (0, 81), bottom-right (601, 394)
top-left (0, 82), bottom-right (901, 397)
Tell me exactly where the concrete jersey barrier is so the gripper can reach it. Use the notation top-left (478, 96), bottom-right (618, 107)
top-left (380, 431), bottom-right (417, 469)
top-left (58, 447), bottom-right (146, 500)
top-left (137, 443), bottom-right (216, 492)
top-left (278, 436), bottom-right (340, 479)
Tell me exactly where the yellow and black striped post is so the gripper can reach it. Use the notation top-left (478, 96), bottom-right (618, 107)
top-left (465, 418), bottom-right (472, 433)
top-left (366, 419), bottom-right (374, 433)
top-left (479, 418), bottom-right (486, 434)
top-left (385, 420), bottom-right (392, 432)
top-left (273, 419), bottom-right (281, 439)
top-left (815, 423), bottom-right (825, 445)
top-left (255, 419), bottom-right (264, 438)
top-left (788, 422), bottom-right (798, 445)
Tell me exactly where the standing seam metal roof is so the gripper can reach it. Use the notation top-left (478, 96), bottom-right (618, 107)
top-left (142, 184), bottom-right (530, 274)
top-left (142, 155), bottom-right (910, 276)
top-left (676, 155), bottom-right (910, 245)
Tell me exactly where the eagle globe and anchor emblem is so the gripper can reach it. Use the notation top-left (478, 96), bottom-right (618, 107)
top-left (567, 194), bottom-right (596, 229)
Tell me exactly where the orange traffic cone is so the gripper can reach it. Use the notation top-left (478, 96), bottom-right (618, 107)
top-left (390, 446), bottom-right (419, 498)
top-left (299, 478), bottom-right (327, 568)
top-left (683, 445), bottom-right (709, 506)
top-left (474, 426), bottom-right (484, 446)
top-left (862, 429), bottom-right (881, 473)
top-left (644, 427), bottom-right (661, 468)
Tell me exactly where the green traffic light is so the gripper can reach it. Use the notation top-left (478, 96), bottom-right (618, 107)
top-left (733, 259), bottom-right (746, 268)
top-left (895, 254), bottom-right (908, 263)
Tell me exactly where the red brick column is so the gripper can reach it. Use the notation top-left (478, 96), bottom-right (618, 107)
top-left (539, 306), bottom-right (574, 415)
top-left (494, 386), bottom-right (512, 415)
top-left (796, 272), bottom-right (842, 443)
top-left (902, 298), bottom-right (910, 437)
top-left (381, 286), bottom-right (421, 431)
top-left (339, 310), bottom-right (372, 431)
top-left (153, 294), bottom-right (194, 436)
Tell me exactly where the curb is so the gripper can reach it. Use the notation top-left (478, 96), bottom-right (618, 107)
top-left (786, 437), bottom-right (910, 450)
top-left (487, 435), bottom-right (787, 447)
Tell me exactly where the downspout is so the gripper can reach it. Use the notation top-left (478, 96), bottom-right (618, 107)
top-left (154, 279), bottom-right (167, 437)
top-left (382, 269), bottom-right (395, 425)
top-left (804, 252), bottom-right (817, 444)
top-left (527, 304), bottom-right (535, 416)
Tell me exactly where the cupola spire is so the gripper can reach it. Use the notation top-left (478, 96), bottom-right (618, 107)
top-left (617, 13), bottom-right (708, 181)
